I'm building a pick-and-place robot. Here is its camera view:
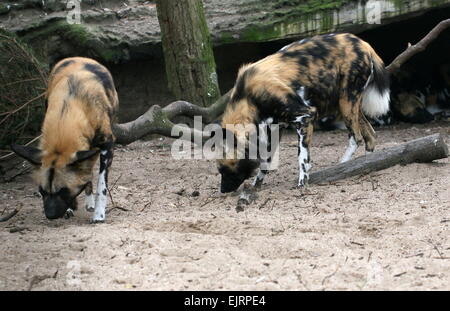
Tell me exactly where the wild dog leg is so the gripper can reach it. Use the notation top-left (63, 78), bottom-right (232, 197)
top-left (64, 208), bottom-right (75, 219)
top-left (292, 117), bottom-right (313, 187)
top-left (340, 98), bottom-right (363, 163)
top-left (84, 181), bottom-right (95, 212)
top-left (252, 120), bottom-right (277, 188)
top-left (296, 123), bottom-right (313, 187)
top-left (340, 135), bottom-right (358, 163)
top-left (252, 169), bottom-right (268, 188)
top-left (359, 113), bottom-right (376, 152)
top-left (92, 143), bottom-right (113, 223)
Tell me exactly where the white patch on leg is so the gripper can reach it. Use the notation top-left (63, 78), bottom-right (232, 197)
top-left (340, 136), bottom-right (358, 163)
top-left (259, 118), bottom-right (273, 146)
top-left (426, 104), bottom-right (443, 115)
top-left (297, 129), bottom-right (309, 187)
top-left (85, 193), bottom-right (95, 212)
top-left (294, 115), bottom-right (310, 124)
top-left (305, 162), bottom-right (312, 172)
top-left (252, 169), bottom-right (266, 187)
top-left (93, 161), bottom-right (107, 223)
top-left (65, 208), bottom-right (74, 219)
top-left (296, 86), bottom-right (310, 106)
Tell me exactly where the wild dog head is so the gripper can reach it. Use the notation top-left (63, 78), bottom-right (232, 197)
top-left (11, 144), bottom-right (99, 219)
top-left (393, 92), bottom-right (434, 124)
top-left (216, 116), bottom-right (260, 193)
top-left (217, 157), bottom-right (260, 193)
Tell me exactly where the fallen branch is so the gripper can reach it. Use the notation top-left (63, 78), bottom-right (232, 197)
top-left (237, 133), bottom-right (448, 209)
top-left (386, 18), bottom-right (450, 73)
top-left (309, 133), bottom-right (448, 184)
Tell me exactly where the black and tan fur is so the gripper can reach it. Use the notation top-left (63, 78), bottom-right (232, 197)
top-left (217, 33), bottom-right (390, 193)
top-left (11, 57), bottom-right (118, 221)
top-left (390, 62), bottom-right (450, 123)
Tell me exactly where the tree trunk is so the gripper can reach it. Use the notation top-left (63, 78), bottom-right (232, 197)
top-left (156, 0), bottom-right (220, 107)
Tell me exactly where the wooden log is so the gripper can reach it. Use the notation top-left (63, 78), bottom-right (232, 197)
top-left (309, 133), bottom-right (449, 184)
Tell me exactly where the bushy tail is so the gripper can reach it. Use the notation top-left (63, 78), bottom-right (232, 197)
top-left (362, 51), bottom-right (390, 118)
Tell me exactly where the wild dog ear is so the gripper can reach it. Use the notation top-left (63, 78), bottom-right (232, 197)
top-left (70, 150), bottom-right (99, 166)
top-left (10, 144), bottom-right (42, 165)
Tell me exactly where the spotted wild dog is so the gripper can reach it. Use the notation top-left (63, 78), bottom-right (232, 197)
top-left (217, 33), bottom-right (390, 193)
top-left (11, 57), bottom-right (118, 222)
top-left (389, 62), bottom-right (450, 123)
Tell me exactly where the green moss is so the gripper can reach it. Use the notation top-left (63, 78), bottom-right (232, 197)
top-left (98, 48), bottom-right (125, 63)
top-left (320, 9), bottom-right (334, 32)
top-left (196, 0), bottom-right (221, 105)
top-left (19, 19), bottom-right (126, 63)
top-left (270, 0), bottom-right (349, 18)
top-left (0, 3), bottom-right (11, 15)
top-left (219, 0), bottom-right (350, 44)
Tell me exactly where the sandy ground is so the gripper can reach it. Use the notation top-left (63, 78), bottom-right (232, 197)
top-left (0, 123), bottom-right (449, 291)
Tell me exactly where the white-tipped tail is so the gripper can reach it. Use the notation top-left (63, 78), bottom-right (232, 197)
top-left (362, 85), bottom-right (390, 118)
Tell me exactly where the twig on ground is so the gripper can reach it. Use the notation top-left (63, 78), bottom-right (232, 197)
top-left (321, 256), bottom-right (348, 288)
top-left (200, 196), bottom-right (218, 207)
top-left (108, 206), bottom-right (130, 213)
top-left (140, 201), bottom-right (153, 212)
top-left (258, 198), bottom-right (271, 210)
top-left (0, 208), bottom-right (20, 222)
top-left (106, 173), bottom-right (123, 209)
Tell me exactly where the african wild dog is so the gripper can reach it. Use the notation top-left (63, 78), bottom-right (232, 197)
top-left (11, 57), bottom-right (118, 222)
top-left (318, 62), bottom-right (450, 128)
top-left (217, 33), bottom-right (390, 193)
top-left (389, 62), bottom-right (450, 123)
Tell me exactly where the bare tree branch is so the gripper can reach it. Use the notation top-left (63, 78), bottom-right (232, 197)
top-left (386, 18), bottom-right (450, 73)
top-left (113, 90), bottom-right (230, 144)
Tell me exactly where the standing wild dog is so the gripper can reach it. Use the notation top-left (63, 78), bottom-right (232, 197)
top-left (217, 33), bottom-right (390, 193)
top-left (11, 57), bottom-right (118, 222)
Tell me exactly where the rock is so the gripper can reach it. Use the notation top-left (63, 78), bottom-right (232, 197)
top-left (1, 0), bottom-right (448, 64)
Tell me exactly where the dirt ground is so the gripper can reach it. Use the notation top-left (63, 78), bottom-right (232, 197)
top-left (0, 123), bottom-right (449, 291)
